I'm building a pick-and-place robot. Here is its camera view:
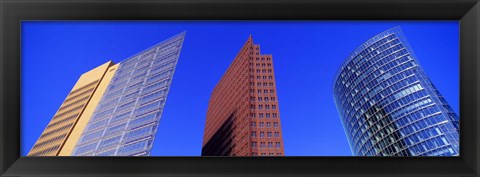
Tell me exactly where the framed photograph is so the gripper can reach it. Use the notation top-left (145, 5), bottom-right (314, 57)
top-left (1, 0), bottom-right (479, 176)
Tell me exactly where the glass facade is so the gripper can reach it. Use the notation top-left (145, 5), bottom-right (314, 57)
top-left (72, 32), bottom-right (185, 156)
top-left (333, 27), bottom-right (459, 156)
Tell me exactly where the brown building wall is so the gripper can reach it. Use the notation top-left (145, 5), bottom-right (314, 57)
top-left (28, 61), bottom-right (117, 156)
top-left (202, 36), bottom-right (285, 156)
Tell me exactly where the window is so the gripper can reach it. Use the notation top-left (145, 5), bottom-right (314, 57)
top-left (79, 131), bottom-right (103, 144)
top-left (273, 113), bottom-right (277, 118)
top-left (260, 142), bottom-right (266, 148)
top-left (266, 113), bottom-right (271, 118)
top-left (275, 132), bottom-right (280, 137)
top-left (252, 142), bottom-right (257, 147)
top-left (75, 142), bottom-right (98, 155)
top-left (135, 100), bottom-right (163, 116)
top-left (129, 113), bottom-right (156, 128)
top-left (265, 105), bottom-right (270, 109)
top-left (258, 105), bottom-right (263, 109)
top-left (259, 122), bottom-right (264, 127)
top-left (251, 122), bottom-right (256, 127)
top-left (251, 131), bottom-right (256, 137)
top-left (276, 142), bottom-right (281, 148)
top-left (268, 142), bottom-right (273, 148)
top-left (250, 113), bottom-right (256, 118)
top-left (266, 122), bottom-right (271, 127)
top-left (274, 122), bottom-right (279, 127)
top-left (267, 132), bottom-right (272, 137)
top-left (272, 105), bottom-right (277, 109)
top-left (98, 136), bottom-right (121, 149)
top-left (105, 123), bottom-right (126, 135)
top-left (258, 97), bottom-right (262, 101)
top-left (270, 89), bottom-right (275, 94)
top-left (118, 141), bottom-right (148, 154)
top-left (259, 113), bottom-right (264, 118)
top-left (125, 126), bottom-right (154, 141)
top-left (260, 132), bottom-right (265, 137)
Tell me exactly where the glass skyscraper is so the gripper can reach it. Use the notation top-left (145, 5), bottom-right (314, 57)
top-left (333, 27), bottom-right (459, 156)
top-left (71, 32), bottom-right (185, 156)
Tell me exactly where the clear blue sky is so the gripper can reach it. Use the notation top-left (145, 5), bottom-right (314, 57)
top-left (21, 21), bottom-right (459, 156)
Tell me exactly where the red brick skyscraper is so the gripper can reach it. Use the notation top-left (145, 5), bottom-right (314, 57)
top-left (202, 36), bottom-right (285, 156)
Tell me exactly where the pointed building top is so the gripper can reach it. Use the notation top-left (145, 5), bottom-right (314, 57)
top-left (244, 34), bottom-right (254, 46)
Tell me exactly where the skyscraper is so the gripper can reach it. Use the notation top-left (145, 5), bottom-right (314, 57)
top-left (202, 36), bottom-right (285, 156)
top-left (28, 32), bottom-right (185, 156)
top-left (333, 27), bottom-right (459, 156)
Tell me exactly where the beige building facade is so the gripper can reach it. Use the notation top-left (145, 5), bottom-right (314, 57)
top-left (28, 61), bottom-right (118, 156)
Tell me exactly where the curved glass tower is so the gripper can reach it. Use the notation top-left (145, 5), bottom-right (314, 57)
top-left (333, 27), bottom-right (459, 156)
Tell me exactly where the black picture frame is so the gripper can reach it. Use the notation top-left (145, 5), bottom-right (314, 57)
top-left (1, 0), bottom-right (479, 176)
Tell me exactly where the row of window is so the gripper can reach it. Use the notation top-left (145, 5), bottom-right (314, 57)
top-left (46, 113), bottom-right (79, 130)
top-left (40, 123), bottom-right (73, 139)
top-left (251, 142), bottom-right (282, 148)
top-left (250, 113), bottom-right (278, 119)
top-left (252, 131), bottom-right (280, 137)
top-left (29, 144), bottom-right (60, 156)
top-left (250, 89), bottom-right (275, 94)
top-left (250, 96), bottom-right (276, 102)
top-left (250, 121), bottom-right (278, 130)
top-left (252, 75), bottom-right (274, 80)
top-left (252, 152), bottom-right (282, 156)
top-left (251, 69), bottom-right (273, 74)
top-left (58, 95), bottom-right (89, 112)
top-left (250, 82), bottom-right (274, 87)
top-left (250, 104), bottom-right (277, 110)
top-left (248, 56), bottom-right (271, 61)
top-left (252, 63), bottom-right (272, 67)
top-left (33, 133), bottom-right (66, 149)
top-left (53, 103), bottom-right (84, 121)
top-left (63, 87), bottom-right (94, 105)
top-left (67, 80), bottom-right (98, 96)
